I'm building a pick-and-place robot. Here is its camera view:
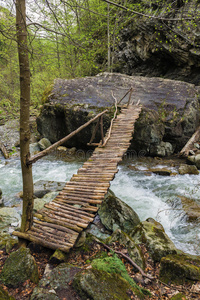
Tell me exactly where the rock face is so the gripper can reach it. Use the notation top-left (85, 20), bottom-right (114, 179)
top-left (98, 189), bottom-right (140, 233)
top-left (114, 1), bottom-right (200, 85)
top-left (130, 219), bottom-right (177, 262)
top-left (37, 73), bottom-right (200, 155)
top-left (0, 247), bottom-right (39, 287)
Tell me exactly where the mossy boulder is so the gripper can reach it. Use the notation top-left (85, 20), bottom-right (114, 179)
top-left (130, 219), bottom-right (177, 262)
top-left (0, 286), bottom-right (15, 300)
top-left (31, 263), bottom-right (81, 300)
top-left (0, 247), bottom-right (39, 287)
top-left (159, 254), bottom-right (200, 284)
top-left (73, 268), bottom-right (145, 300)
top-left (108, 229), bottom-right (145, 270)
top-left (178, 196), bottom-right (200, 222)
top-left (98, 190), bottom-right (140, 234)
top-left (178, 164), bottom-right (199, 175)
top-left (0, 233), bottom-right (18, 254)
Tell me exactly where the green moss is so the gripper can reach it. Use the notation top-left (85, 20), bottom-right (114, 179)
top-left (170, 293), bottom-right (187, 300)
top-left (91, 254), bottom-right (151, 297)
top-left (0, 286), bottom-right (15, 300)
top-left (41, 84), bottom-right (54, 104)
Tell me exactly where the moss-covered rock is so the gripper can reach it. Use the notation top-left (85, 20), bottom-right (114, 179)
top-left (108, 229), bottom-right (145, 270)
top-left (178, 195), bottom-right (200, 222)
top-left (31, 263), bottom-right (81, 300)
top-left (49, 249), bottom-right (68, 264)
top-left (98, 190), bottom-right (140, 234)
top-left (0, 233), bottom-right (18, 254)
top-left (73, 268), bottom-right (145, 300)
top-left (0, 247), bottom-right (39, 287)
top-left (159, 254), bottom-right (200, 284)
top-left (0, 286), bottom-right (15, 300)
top-left (130, 219), bottom-right (177, 262)
top-left (170, 293), bottom-right (188, 300)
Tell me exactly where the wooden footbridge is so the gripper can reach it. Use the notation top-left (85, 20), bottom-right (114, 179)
top-left (13, 96), bottom-right (142, 252)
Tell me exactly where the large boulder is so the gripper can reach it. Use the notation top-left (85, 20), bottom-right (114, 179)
top-left (0, 247), bottom-right (39, 287)
top-left (98, 190), bottom-right (140, 233)
top-left (130, 219), bottom-right (177, 262)
top-left (0, 207), bottom-right (20, 231)
top-left (37, 73), bottom-right (200, 154)
top-left (159, 254), bottom-right (200, 284)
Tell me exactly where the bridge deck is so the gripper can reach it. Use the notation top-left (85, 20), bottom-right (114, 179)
top-left (14, 105), bottom-right (142, 252)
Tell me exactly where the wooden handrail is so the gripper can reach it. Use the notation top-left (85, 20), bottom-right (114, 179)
top-left (27, 109), bottom-right (108, 165)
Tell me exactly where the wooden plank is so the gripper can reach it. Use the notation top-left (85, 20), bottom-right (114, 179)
top-left (59, 191), bottom-right (104, 200)
top-left (53, 199), bottom-right (99, 212)
top-left (49, 201), bottom-right (95, 218)
top-left (56, 195), bottom-right (103, 205)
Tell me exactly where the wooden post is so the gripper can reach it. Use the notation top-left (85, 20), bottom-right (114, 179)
top-left (100, 115), bottom-right (104, 145)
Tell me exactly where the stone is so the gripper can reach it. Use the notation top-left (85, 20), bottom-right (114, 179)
top-left (170, 293), bottom-right (188, 300)
top-left (187, 154), bottom-right (200, 169)
top-left (31, 263), bottom-right (81, 300)
top-left (0, 247), bottom-right (39, 287)
top-left (29, 142), bottom-right (40, 155)
top-left (150, 141), bottom-right (174, 157)
top-left (74, 231), bottom-right (86, 248)
top-left (130, 219), bottom-right (177, 262)
top-left (178, 196), bottom-right (200, 222)
top-left (57, 146), bottom-right (67, 151)
top-left (0, 207), bottom-right (20, 231)
top-left (109, 229), bottom-right (145, 270)
top-left (0, 233), bottom-right (18, 254)
top-left (49, 249), bottom-right (68, 264)
top-left (98, 189), bottom-right (140, 234)
top-left (178, 164), bottom-right (199, 175)
top-left (159, 254), bottom-right (200, 284)
top-left (33, 192), bottom-right (58, 211)
top-left (38, 137), bottom-right (51, 150)
top-left (148, 168), bottom-right (171, 176)
top-left (73, 268), bottom-right (145, 300)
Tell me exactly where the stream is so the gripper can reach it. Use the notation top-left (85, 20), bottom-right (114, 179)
top-left (0, 155), bottom-right (199, 255)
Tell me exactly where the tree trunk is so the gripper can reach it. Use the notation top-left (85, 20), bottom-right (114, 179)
top-left (16, 0), bottom-right (34, 233)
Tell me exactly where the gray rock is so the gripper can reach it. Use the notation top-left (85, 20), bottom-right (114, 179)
top-left (31, 263), bottom-right (81, 300)
top-left (130, 219), bottom-right (177, 262)
top-left (98, 190), bottom-right (140, 233)
top-left (0, 247), bottom-right (39, 287)
top-left (38, 138), bottom-right (51, 150)
top-left (150, 141), bottom-right (174, 157)
top-left (30, 142), bottom-right (40, 155)
top-left (178, 164), bottom-right (199, 175)
top-left (109, 229), bottom-right (145, 270)
top-left (33, 192), bottom-right (58, 211)
top-left (187, 154), bottom-right (200, 169)
top-left (0, 207), bottom-right (20, 231)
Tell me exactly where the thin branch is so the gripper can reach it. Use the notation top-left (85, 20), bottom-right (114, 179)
top-left (101, 0), bottom-right (196, 21)
top-left (94, 237), bottom-right (154, 280)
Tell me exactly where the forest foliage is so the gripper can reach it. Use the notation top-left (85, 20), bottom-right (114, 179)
top-left (0, 0), bottom-right (200, 121)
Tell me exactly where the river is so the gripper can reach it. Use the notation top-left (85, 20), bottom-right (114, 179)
top-left (0, 154), bottom-right (199, 255)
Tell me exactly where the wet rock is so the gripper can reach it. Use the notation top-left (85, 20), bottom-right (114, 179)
top-left (98, 190), bottom-right (140, 234)
top-left (108, 229), bottom-right (145, 270)
top-left (148, 168), bottom-right (172, 176)
top-left (178, 196), bottom-right (200, 221)
top-left (130, 219), bottom-right (177, 262)
top-left (178, 164), bottom-right (199, 175)
top-left (38, 137), bottom-right (51, 150)
top-left (159, 254), bottom-right (200, 284)
top-left (31, 263), bottom-right (81, 300)
top-left (187, 154), bottom-right (200, 169)
top-left (33, 180), bottom-right (65, 198)
top-left (0, 247), bottom-right (39, 287)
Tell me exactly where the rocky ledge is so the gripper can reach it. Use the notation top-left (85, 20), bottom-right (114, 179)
top-left (37, 72), bottom-right (200, 157)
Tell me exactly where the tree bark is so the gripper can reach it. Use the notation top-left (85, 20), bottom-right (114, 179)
top-left (16, 0), bottom-right (34, 233)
